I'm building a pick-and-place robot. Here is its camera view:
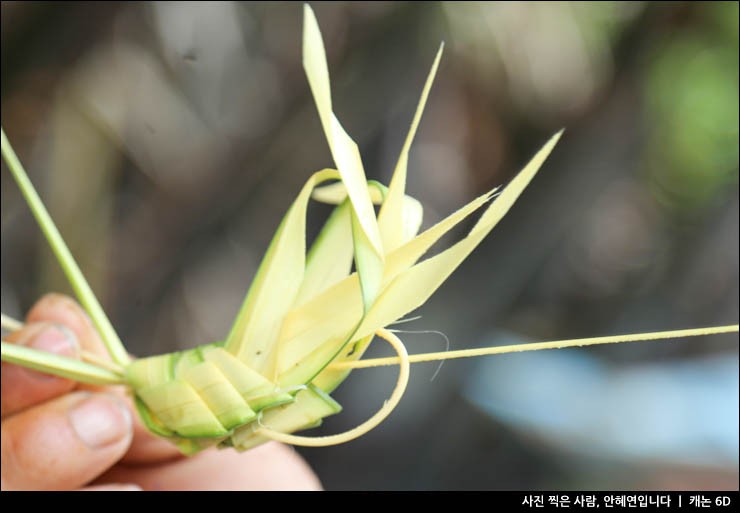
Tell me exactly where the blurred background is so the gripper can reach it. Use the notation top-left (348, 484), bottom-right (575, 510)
top-left (1, 1), bottom-right (737, 490)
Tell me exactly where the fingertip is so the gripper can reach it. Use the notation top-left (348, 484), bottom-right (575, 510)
top-left (82, 483), bottom-right (143, 491)
top-left (26, 293), bottom-right (109, 359)
top-left (9, 321), bottom-right (80, 359)
top-left (19, 322), bottom-right (80, 379)
top-left (26, 293), bottom-right (78, 321)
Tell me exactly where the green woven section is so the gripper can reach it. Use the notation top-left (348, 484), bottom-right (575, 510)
top-left (127, 344), bottom-right (340, 450)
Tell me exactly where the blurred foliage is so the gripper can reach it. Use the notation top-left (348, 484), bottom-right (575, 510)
top-left (1, 1), bottom-right (737, 490)
top-left (444, 1), bottom-right (644, 122)
top-left (644, 1), bottom-right (739, 213)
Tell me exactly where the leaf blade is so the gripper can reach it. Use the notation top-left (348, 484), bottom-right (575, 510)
top-left (224, 168), bottom-right (339, 377)
top-left (378, 44), bottom-right (443, 252)
top-left (356, 131), bottom-right (563, 338)
top-left (303, 4), bottom-right (384, 310)
top-left (294, 200), bottom-right (354, 308)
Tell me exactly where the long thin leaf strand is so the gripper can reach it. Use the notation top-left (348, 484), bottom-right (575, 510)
top-left (0, 128), bottom-right (130, 366)
top-left (1, 341), bottom-right (126, 385)
top-left (258, 328), bottom-right (410, 447)
top-left (329, 325), bottom-right (739, 370)
top-left (1, 313), bottom-right (126, 374)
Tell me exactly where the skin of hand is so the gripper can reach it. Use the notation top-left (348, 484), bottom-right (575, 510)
top-left (1, 294), bottom-right (323, 491)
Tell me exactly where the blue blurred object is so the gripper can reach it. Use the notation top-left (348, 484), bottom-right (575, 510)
top-left (463, 331), bottom-right (739, 467)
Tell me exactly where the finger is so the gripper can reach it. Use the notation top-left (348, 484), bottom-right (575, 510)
top-left (1, 323), bottom-right (80, 418)
top-left (81, 483), bottom-right (142, 491)
top-left (26, 293), bottom-right (110, 360)
top-left (1, 391), bottom-right (133, 490)
top-left (101, 442), bottom-right (322, 491)
top-left (22, 294), bottom-right (183, 463)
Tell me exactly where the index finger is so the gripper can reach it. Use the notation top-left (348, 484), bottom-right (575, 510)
top-left (26, 293), bottom-right (111, 361)
top-left (1, 322), bottom-right (80, 418)
top-left (12, 294), bottom-right (183, 462)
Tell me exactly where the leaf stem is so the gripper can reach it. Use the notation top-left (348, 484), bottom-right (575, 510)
top-left (1, 341), bottom-right (127, 385)
top-left (329, 324), bottom-right (739, 370)
top-left (1, 128), bottom-right (130, 366)
top-left (1, 313), bottom-right (125, 374)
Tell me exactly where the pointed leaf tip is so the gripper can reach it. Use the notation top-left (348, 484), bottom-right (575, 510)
top-left (378, 42), bottom-right (444, 252)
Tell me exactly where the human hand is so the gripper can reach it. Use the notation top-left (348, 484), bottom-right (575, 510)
top-left (1, 294), bottom-right (322, 491)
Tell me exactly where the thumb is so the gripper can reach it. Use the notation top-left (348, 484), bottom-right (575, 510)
top-left (1, 391), bottom-right (133, 490)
